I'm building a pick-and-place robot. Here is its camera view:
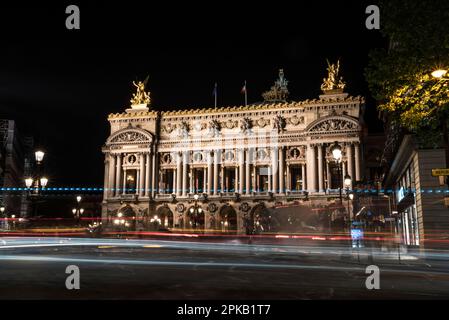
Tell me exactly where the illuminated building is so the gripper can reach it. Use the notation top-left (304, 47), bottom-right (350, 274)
top-left (102, 63), bottom-right (365, 232)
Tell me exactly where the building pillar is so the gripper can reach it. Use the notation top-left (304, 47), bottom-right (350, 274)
top-left (245, 149), bottom-right (250, 195)
top-left (318, 144), bottom-right (324, 192)
top-left (203, 167), bottom-right (207, 193)
top-left (145, 153), bottom-right (151, 197)
top-left (342, 161), bottom-right (346, 189)
top-left (268, 166), bottom-right (272, 192)
top-left (306, 145), bottom-right (316, 193)
top-left (326, 160), bottom-right (331, 190)
top-left (139, 153), bottom-right (145, 196)
top-left (213, 151), bottom-right (219, 195)
top-left (354, 143), bottom-right (361, 182)
top-left (286, 164), bottom-right (291, 192)
top-left (235, 166), bottom-right (239, 192)
top-left (272, 147), bottom-right (278, 193)
top-left (301, 164), bottom-right (306, 191)
top-left (136, 170), bottom-right (140, 195)
top-left (207, 152), bottom-right (212, 195)
top-left (122, 168), bottom-right (127, 195)
top-left (279, 147), bottom-right (284, 194)
top-left (182, 152), bottom-right (188, 197)
top-left (346, 143), bottom-right (353, 190)
top-left (103, 156), bottom-right (109, 200)
top-left (108, 154), bottom-right (115, 198)
top-left (253, 165), bottom-right (257, 192)
top-left (115, 154), bottom-right (122, 196)
top-left (151, 151), bottom-right (157, 197)
top-left (239, 149), bottom-right (244, 194)
top-left (176, 152), bottom-right (182, 196)
top-left (172, 168), bottom-right (176, 194)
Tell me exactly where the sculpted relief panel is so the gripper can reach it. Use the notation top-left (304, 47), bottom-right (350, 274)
top-left (309, 118), bottom-right (358, 132)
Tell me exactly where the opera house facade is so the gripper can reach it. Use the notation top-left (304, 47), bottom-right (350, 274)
top-left (101, 63), bottom-right (365, 233)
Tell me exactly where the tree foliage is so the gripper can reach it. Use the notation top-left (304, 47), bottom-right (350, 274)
top-left (365, 0), bottom-right (449, 144)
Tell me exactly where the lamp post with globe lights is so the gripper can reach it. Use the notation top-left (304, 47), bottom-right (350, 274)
top-left (72, 195), bottom-right (84, 224)
top-left (24, 150), bottom-right (49, 217)
top-left (0, 205), bottom-right (6, 229)
top-left (330, 142), bottom-right (345, 202)
top-left (189, 194), bottom-right (203, 229)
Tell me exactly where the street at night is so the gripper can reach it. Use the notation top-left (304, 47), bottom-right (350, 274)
top-left (1, 236), bottom-right (449, 299)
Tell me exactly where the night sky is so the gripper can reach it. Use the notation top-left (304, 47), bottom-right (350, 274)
top-left (0, 1), bottom-right (385, 191)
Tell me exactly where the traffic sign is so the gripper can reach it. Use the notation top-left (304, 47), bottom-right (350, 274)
top-left (431, 168), bottom-right (449, 177)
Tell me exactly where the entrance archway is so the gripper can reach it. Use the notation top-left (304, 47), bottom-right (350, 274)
top-left (219, 205), bottom-right (237, 232)
top-left (249, 203), bottom-right (271, 233)
top-left (155, 206), bottom-right (174, 229)
top-left (116, 205), bottom-right (137, 229)
top-left (186, 206), bottom-right (205, 230)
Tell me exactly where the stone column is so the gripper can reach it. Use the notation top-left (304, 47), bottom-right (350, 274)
top-left (346, 143), bottom-right (353, 190)
top-left (301, 164), bottom-right (306, 191)
top-left (190, 168), bottom-right (194, 194)
top-left (286, 164), bottom-right (290, 192)
top-left (136, 170), bottom-right (140, 195)
top-left (354, 143), bottom-right (361, 182)
top-left (306, 145), bottom-right (316, 193)
top-left (182, 152), bottom-right (188, 197)
top-left (176, 152), bottom-right (182, 196)
top-left (278, 147), bottom-right (284, 193)
top-left (145, 153), bottom-right (151, 197)
top-left (221, 165), bottom-right (225, 193)
top-left (272, 147), bottom-right (278, 193)
top-left (172, 168), bottom-right (176, 194)
top-left (108, 154), bottom-right (115, 197)
top-left (122, 169), bottom-right (127, 195)
top-left (115, 154), bottom-right (122, 196)
top-left (213, 151), bottom-right (219, 195)
top-left (342, 161), bottom-right (346, 189)
top-left (203, 168), bottom-right (207, 193)
top-left (326, 160), bottom-right (331, 190)
top-left (103, 156), bottom-right (109, 200)
top-left (151, 151), bottom-right (157, 197)
top-left (245, 149), bottom-right (250, 195)
top-left (139, 153), bottom-right (145, 196)
top-left (207, 152), bottom-right (212, 195)
top-left (235, 166), bottom-right (239, 192)
top-left (318, 145), bottom-right (324, 192)
top-left (239, 149), bottom-right (244, 194)
top-left (268, 166), bottom-right (272, 192)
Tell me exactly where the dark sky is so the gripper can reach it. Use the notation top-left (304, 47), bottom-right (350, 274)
top-left (0, 1), bottom-right (385, 190)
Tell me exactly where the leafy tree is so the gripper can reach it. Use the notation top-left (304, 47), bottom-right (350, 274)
top-left (365, 0), bottom-right (449, 152)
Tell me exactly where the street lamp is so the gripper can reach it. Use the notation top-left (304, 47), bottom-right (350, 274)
top-left (25, 150), bottom-right (49, 217)
top-left (190, 194), bottom-right (202, 228)
top-left (72, 195), bottom-right (84, 223)
top-left (344, 174), bottom-right (352, 224)
top-left (35, 150), bottom-right (45, 163)
top-left (331, 142), bottom-right (344, 201)
top-left (431, 69), bottom-right (448, 79)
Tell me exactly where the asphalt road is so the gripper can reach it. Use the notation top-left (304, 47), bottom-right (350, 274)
top-left (1, 237), bottom-right (449, 299)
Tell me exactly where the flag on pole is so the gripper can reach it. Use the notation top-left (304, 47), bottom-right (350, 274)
top-left (241, 80), bottom-right (247, 106)
top-left (212, 82), bottom-right (218, 108)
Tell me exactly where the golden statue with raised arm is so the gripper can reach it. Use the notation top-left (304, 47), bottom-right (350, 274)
top-left (321, 59), bottom-right (346, 93)
top-left (130, 75), bottom-right (151, 106)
